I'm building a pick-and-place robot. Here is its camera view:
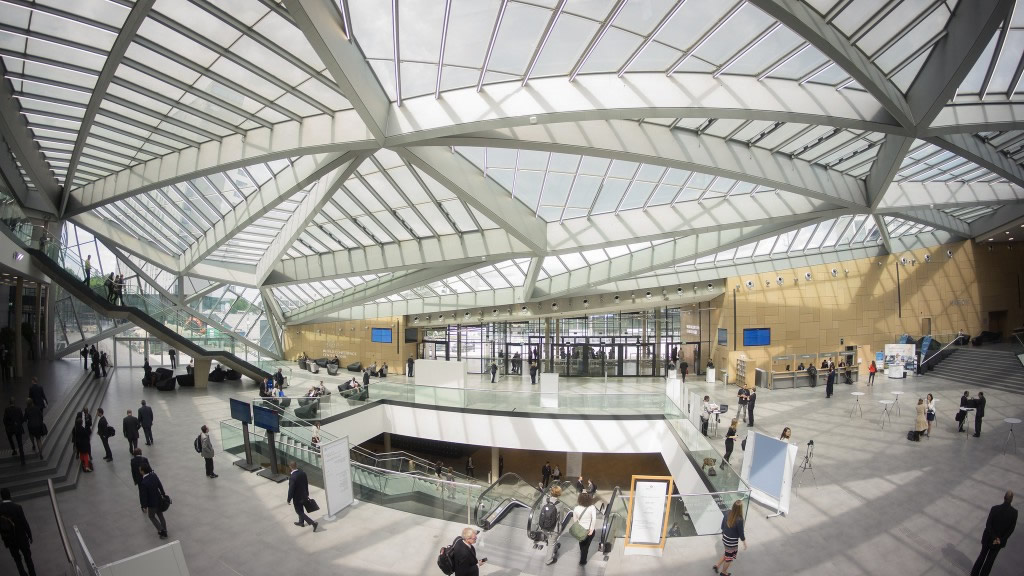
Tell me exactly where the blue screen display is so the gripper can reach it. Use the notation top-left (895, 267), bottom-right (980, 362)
top-left (252, 405), bottom-right (279, 432)
top-left (229, 398), bottom-right (251, 424)
top-left (748, 434), bottom-right (788, 499)
top-left (371, 328), bottom-right (392, 343)
top-left (743, 328), bottom-right (770, 346)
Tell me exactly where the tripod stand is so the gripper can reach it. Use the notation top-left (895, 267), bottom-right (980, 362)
top-left (793, 442), bottom-right (817, 495)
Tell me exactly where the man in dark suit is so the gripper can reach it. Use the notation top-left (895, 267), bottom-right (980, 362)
top-left (4, 399), bottom-right (25, 465)
top-left (168, 348), bottom-right (176, 369)
top-left (529, 362), bottom-right (538, 385)
top-left (287, 461), bottom-right (318, 531)
top-left (79, 405), bottom-right (92, 431)
top-left (138, 464), bottom-right (168, 539)
top-left (451, 527), bottom-right (485, 576)
top-left (138, 400), bottom-right (154, 445)
top-left (973, 391), bottom-right (987, 437)
top-left (123, 409), bottom-right (140, 454)
top-left (0, 488), bottom-right (35, 576)
top-left (96, 408), bottom-right (113, 462)
top-left (541, 461), bottom-right (552, 487)
top-left (130, 448), bottom-right (149, 487)
top-left (27, 378), bottom-right (46, 412)
top-left (407, 356), bottom-right (414, 377)
top-left (362, 369), bottom-right (370, 388)
top-left (958, 391), bottom-right (971, 432)
top-left (971, 490), bottom-right (1018, 576)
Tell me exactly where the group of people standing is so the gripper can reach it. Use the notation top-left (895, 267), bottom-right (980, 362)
top-left (103, 273), bottom-right (126, 305)
top-left (79, 344), bottom-right (110, 379)
top-left (3, 379), bottom-right (48, 466)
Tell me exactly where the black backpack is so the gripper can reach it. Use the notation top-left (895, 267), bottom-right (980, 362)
top-left (539, 502), bottom-right (558, 531)
top-left (437, 537), bottom-right (461, 575)
top-left (194, 434), bottom-right (203, 453)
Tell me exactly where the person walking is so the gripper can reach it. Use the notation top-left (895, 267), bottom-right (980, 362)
top-left (489, 360), bottom-right (497, 383)
top-left (96, 408), bottom-right (113, 462)
top-left (27, 379), bottom-right (46, 413)
top-left (407, 356), bottom-right (414, 377)
top-left (138, 400), bottom-right (154, 445)
top-left (721, 418), bottom-right (739, 468)
top-left (80, 346), bottom-right (88, 370)
top-left (83, 255), bottom-right (91, 284)
top-left (130, 448), bottom-right (149, 487)
top-left (971, 490), bottom-right (1017, 576)
top-left (0, 487), bottom-right (36, 576)
top-left (713, 500), bottom-right (747, 576)
top-left (287, 461), bottom-right (318, 531)
top-left (825, 366), bottom-right (836, 398)
top-left (973, 391), bottom-right (986, 437)
top-left (3, 398), bottom-right (26, 465)
top-left (465, 455), bottom-right (474, 478)
top-left (925, 393), bottom-right (936, 437)
top-left (572, 492), bottom-right (598, 565)
top-left (71, 414), bottom-right (92, 472)
top-left (23, 399), bottom-right (44, 458)
top-left (542, 461), bottom-right (552, 487)
top-left (138, 463), bottom-right (168, 539)
top-left (867, 360), bottom-right (877, 386)
top-left (747, 386), bottom-right (757, 427)
top-left (199, 425), bottom-right (217, 478)
top-left (539, 485), bottom-right (564, 564)
top-left (168, 349), bottom-right (176, 369)
top-left (122, 409), bottom-right (140, 454)
top-left (451, 527), bottom-right (485, 575)
top-left (530, 361), bottom-right (538, 385)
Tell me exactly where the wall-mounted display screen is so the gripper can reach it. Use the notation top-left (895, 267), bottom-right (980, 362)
top-left (405, 328), bottom-right (418, 343)
top-left (718, 328), bottom-right (728, 345)
top-left (252, 405), bottom-right (279, 432)
top-left (743, 328), bottom-right (771, 347)
top-left (371, 328), bottom-right (392, 343)
top-left (229, 398), bottom-right (251, 424)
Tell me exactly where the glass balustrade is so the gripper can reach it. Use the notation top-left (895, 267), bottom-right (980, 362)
top-left (475, 473), bottom-right (543, 528)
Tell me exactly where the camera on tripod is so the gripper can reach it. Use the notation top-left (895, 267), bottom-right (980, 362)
top-left (807, 439), bottom-right (814, 446)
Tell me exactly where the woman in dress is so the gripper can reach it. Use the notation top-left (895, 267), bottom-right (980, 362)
top-left (925, 393), bottom-right (936, 437)
top-left (915, 398), bottom-right (928, 440)
top-left (713, 500), bottom-right (747, 575)
top-left (721, 418), bottom-right (739, 469)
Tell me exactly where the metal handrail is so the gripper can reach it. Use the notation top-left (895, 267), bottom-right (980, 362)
top-left (598, 486), bottom-right (623, 552)
top-left (46, 479), bottom-right (81, 575)
top-left (73, 526), bottom-right (99, 575)
top-left (919, 337), bottom-right (960, 368)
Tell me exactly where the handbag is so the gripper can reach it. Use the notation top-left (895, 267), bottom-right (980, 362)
top-left (159, 494), bottom-right (172, 512)
top-left (569, 506), bottom-right (592, 541)
top-left (303, 497), bottom-right (320, 513)
top-left (40, 422), bottom-right (48, 436)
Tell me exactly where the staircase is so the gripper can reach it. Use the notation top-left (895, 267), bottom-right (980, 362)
top-left (0, 369), bottom-right (114, 498)
top-left (927, 348), bottom-right (1024, 394)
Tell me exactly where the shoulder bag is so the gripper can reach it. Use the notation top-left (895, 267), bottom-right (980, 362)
top-left (159, 493), bottom-right (172, 512)
top-left (569, 506), bottom-right (593, 541)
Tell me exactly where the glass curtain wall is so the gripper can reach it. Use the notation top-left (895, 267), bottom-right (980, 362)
top-left (415, 308), bottom-right (687, 378)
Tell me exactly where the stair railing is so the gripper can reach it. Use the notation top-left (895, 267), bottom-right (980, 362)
top-left (919, 337), bottom-right (960, 369)
top-left (47, 479), bottom-right (83, 576)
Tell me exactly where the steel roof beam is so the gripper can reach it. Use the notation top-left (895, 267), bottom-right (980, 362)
top-left (927, 132), bottom-right (1024, 188)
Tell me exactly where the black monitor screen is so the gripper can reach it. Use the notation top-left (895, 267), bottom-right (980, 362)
top-left (229, 398), bottom-right (251, 424)
top-left (371, 328), bottom-right (392, 343)
top-left (405, 327), bottom-right (418, 343)
top-left (252, 405), bottom-right (279, 432)
top-left (743, 328), bottom-right (771, 347)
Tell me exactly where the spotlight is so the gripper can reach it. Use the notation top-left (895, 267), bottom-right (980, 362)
top-left (551, 302), bottom-right (559, 310)
top-left (776, 276), bottom-right (784, 285)
top-left (645, 291), bottom-right (652, 299)
top-left (676, 287), bottom-right (683, 295)
top-left (582, 299), bottom-right (589, 308)
top-left (464, 311), bottom-right (470, 317)
top-left (900, 257), bottom-right (908, 265)
top-left (946, 249), bottom-right (953, 257)
top-left (745, 280), bottom-right (754, 289)
top-left (414, 316), bottom-right (419, 322)
top-left (706, 283), bottom-right (714, 292)
top-left (614, 295), bottom-right (620, 302)
top-left (492, 309), bottom-right (498, 315)
top-left (521, 305), bottom-right (528, 312)
top-left (804, 272), bottom-right (812, 281)
top-left (924, 254), bottom-right (930, 262)
top-left (830, 268), bottom-right (838, 277)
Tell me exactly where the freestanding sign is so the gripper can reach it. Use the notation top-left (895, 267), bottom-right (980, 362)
top-left (321, 436), bottom-right (354, 518)
top-left (624, 475), bottom-right (674, 557)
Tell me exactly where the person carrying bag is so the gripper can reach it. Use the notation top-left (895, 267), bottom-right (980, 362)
top-left (569, 493), bottom-right (598, 565)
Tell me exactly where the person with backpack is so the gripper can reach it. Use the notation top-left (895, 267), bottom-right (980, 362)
top-left (448, 527), bottom-right (485, 575)
top-left (122, 409), bottom-right (140, 454)
top-left (538, 485), bottom-right (564, 564)
top-left (197, 425), bottom-right (217, 478)
top-left (0, 487), bottom-right (36, 576)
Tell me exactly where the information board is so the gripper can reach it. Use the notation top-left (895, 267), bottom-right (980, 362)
top-left (321, 437), bottom-right (354, 518)
top-left (229, 398), bottom-right (251, 424)
top-left (624, 475), bottom-right (673, 556)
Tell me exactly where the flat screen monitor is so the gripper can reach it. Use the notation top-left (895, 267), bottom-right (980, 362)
top-left (743, 328), bottom-right (771, 347)
top-left (371, 327), bottom-right (392, 343)
top-left (229, 398), bottom-right (251, 424)
top-left (252, 405), bottom-right (279, 432)
top-left (405, 327), bottom-right (418, 343)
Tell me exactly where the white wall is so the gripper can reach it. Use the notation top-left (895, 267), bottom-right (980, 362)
top-left (414, 359), bottom-right (466, 388)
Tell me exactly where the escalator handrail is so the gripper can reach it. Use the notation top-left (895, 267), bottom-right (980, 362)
top-left (475, 472), bottom-right (542, 528)
top-left (479, 497), bottom-right (533, 530)
top-left (599, 486), bottom-right (623, 551)
top-left (526, 479), bottom-right (576, 534)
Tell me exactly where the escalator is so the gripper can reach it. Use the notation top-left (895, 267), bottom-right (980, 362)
top-left (16, 229), bottom-right (272, 381)
top-left (526, 480), bottom-right (578, 540)
top-left (475, 473), bottom-right (543, 530)
top-left (597, 486), bottom-right (627, 556)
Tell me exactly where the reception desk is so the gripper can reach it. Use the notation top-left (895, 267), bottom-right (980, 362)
top-left (771, 367), bottom-right (860, 389)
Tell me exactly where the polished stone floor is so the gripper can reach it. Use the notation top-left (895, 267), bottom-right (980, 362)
top-left (0, 363), bottom-right (1021, 576)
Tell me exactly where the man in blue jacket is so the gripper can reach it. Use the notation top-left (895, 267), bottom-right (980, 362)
top-left (138, 464), bottom-right (168, 539)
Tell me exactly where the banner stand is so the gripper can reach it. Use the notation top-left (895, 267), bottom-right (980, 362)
top-left (233, 422), bottom-right (261, 472)
top-left (623, 475), bottom-right (674, 557)
top-left (321, 436), bottom-right (354, 520)
top-left (739, 432), bottom-right (798, 519)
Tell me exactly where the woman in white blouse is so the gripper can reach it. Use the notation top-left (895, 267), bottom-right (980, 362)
top-left (573, 492), bottom-right (598, 565)
top-left (926, 393), bottom-right (937, 437)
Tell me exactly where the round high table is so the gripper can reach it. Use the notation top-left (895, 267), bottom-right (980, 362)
top-left (1004, 418), bottom-right (1021, 454)
top-left (879, 400), bottom-right (895, 429)
top-left (890, 391), bottom-right (904, 417)
top-left (850, 392), bottom-right (865, 418)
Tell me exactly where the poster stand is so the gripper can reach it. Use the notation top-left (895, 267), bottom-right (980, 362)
top-left (233, 422), bottom-right (261, 472)
top-left (739, 432), bottom-right (798, 519)
top-left (321, 436), bottom-right (354, 520)
top-left (623, 475), bottom-right (674, 557)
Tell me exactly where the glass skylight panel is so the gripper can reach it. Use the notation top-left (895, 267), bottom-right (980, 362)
top-left (459, 272), bottom-right (491, 292)
top-left (478, 266), bottom-right (510, 289)
top-left (541, 257), bottom-right (568, 277)
top-left (497, 261), bottom-right (527, 286)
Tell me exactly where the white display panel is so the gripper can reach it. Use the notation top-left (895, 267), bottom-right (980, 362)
top-left (628, 481), bottom-right (669, 544)
top-left (739, 432), bottom-right (798, 515)
top-left (321, 436), bottom-right (354, 517)
top-left (413, 359), bottom-right (466, 388)
top-left (540, 372), bottom-right (559, 408)
top-left (99, 541), bottom-right (189, 576)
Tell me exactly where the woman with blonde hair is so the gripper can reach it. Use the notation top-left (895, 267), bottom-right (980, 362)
top-left (713, 500), bottom-right (747, 575)
top-left (914, 398), bottom-right (928, 440)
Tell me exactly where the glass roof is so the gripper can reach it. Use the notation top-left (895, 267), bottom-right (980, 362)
top-left (271, 275), bottom-right (388, 313)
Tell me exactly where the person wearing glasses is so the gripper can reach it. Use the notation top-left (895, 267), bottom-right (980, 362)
top-left (451, 527), bottom-right (486, 575)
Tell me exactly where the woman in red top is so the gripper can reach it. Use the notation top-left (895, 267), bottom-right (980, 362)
top-left (867, 361), bottom-right (877, 386)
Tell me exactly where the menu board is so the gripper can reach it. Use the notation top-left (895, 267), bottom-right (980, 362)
top-left (624, 475), bottom-right (673, 552)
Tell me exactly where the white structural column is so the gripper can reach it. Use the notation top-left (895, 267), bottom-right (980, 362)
top-left (433, 121), bottom-right (868, 208)
top-left (179, 153), bottom-right (352, 272)
top-left (905, 0), bottom-right (1014, 127)
top-left (61, 0), bottom-right (156, 213)
top-left (747, 0), bottom-right (914, 128)
top-left (533, 220), bottom-right (817, 298)
top-left (386, 73), bottom-right (902, 144)
top-left (254, 154), bottom-right (368, 284)
top-left (873, 214), bottom-right (893, 254)
top-left (399, 146), bottom-right (548, 254)
top-left (67, 110), bottom-right (377, 214)
top-left (284, 0), bottom-right (391, 143)
top-left (268, 228), bottom-right (534, 283)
